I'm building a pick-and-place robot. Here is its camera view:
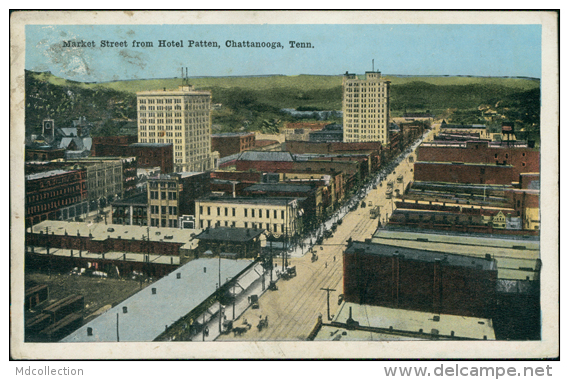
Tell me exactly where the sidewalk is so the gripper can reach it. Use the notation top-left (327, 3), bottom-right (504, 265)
top-left (187, 261), bottom-right (275, 341)
top-left (286, 130), bottom-right (432, 259)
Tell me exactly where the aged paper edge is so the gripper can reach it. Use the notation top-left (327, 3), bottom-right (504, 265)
top-left (9, 10), bottom-right (559, 359)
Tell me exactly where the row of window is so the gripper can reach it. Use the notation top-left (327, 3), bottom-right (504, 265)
top-left (198, 219), bottom-right (286, 232)
top-left (149, 190), bottom-right (178, 200)
top-left (139, 98), bottom-right (181, 104)
top-left (150, 218), bottom-right (178, 227)
top-left (199, 205), bottom-right (286, 220)
top-left (27, 196), bottom-right (81, 215)
top-left (149, 205), bottom-right (178, 215)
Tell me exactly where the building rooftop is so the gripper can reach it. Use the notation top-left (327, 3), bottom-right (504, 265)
top-left (441, 124), bottom-right (487, 129)
top-left (198, 195), bottom-right (305, 206)
top-left (314, 302), bottom-right (495, 341)
top-left (30, 220), bottom-right (199, 249)
top-left (26, 246), bottom-right (183, 266)
top-left (237, 151), bottom-right (294, 162)
top-left (211, 132), bottom-right (254, 138)
top-left (129, 143), bottom-right (172, 148)
top-left (195, 227), bottom-right (264, 243)
top-left (243, 183), bottom-right (315, 193)
top-left (60, 258), bottom-right (254, 342)
top-left (293, 153), bottom-right (369, 161)
top-left (137, 86), bottom-right (211, 96)
top-left (111, 193), bottom-right (148, 206)
top-left (371, 229), bottom-right (540, 281)
top-left (346, 241), bottom-right (497, 271)
top-left (25, 169), bottom-right (75, 181)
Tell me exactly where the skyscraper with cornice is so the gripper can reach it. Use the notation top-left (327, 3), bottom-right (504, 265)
top-left (342, 71), bottom-right (391, 145)
top-left (137, 85), bottom-right (215, 172)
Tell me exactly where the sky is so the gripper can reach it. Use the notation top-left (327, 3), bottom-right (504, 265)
top-left (25, 24), bottom-right (542, 82)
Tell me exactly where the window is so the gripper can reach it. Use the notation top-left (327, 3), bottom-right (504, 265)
top-left (252, 209), bottom-right (255, 217)
top-left (281, 210), bottom-right (285, 219)
top-left (244, 209), bottom-right (248, 217)
top-left (232, 208), bottom-right (236, 217)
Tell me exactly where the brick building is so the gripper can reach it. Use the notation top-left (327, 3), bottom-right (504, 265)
top-left (414, 161), bottom-right (517, 185)
top-left (25, 221), bottom-right (198, 278)
top-left (91, 135), bottom-right (138, 157)
top-left (209, 171), bottom-right (263, 195)
top-left (193, 227), bottom-right (264, 259)
top-left (25, 146), bottom-right (66, 162)
top-left (343, 241), bottom-right (498, 318)
top-left (416, 141), bottom-right (539, 177)
top-left (25, 169), bottom-right (87, 227)
top-left (129, 143), bottom-right (174, 174)
top-left (239, 182), bottom-right (322, 230)
top-left (211, 132), bottom-right (255, 158)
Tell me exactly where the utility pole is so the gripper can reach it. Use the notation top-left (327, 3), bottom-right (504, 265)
top-left (320, 287), bottom-right (336, 321)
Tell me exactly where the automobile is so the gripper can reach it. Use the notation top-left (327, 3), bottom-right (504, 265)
top-left (250, 294), bottom-right (259, 309)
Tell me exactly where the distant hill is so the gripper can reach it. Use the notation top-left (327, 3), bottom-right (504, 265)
top-left (28, 70), bottom-right (539, 93)
top-left (25, 70), bottom-right (540, 137)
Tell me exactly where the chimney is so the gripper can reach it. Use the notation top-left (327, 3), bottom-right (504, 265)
top-left (152, 287), bottom-right (156, 295)
top-left (177, 272), bottom-right (181, 279)
top-left (123, 306), bottom-right (128, 313)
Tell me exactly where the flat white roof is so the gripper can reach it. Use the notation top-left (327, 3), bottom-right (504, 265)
top-left (61, 258), bottom-right (253, 342)
top-left (317, 302), bottom-right (495, 341)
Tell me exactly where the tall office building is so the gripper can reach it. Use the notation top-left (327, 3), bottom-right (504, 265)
top-left (342, 71), bottom-right (391, 145)
top-left (137, 85), bottom-right (215, 172)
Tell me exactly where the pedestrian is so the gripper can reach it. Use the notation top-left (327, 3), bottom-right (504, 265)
top-left (333, 256), bottom-right (336, 262)
top-left (204, 326), bottom-right (209, 337)
top-left (325, 262), bottom-right (328, 268)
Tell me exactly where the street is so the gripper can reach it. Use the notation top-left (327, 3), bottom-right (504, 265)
top-left (217, 129), bottom-right (434, 341)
